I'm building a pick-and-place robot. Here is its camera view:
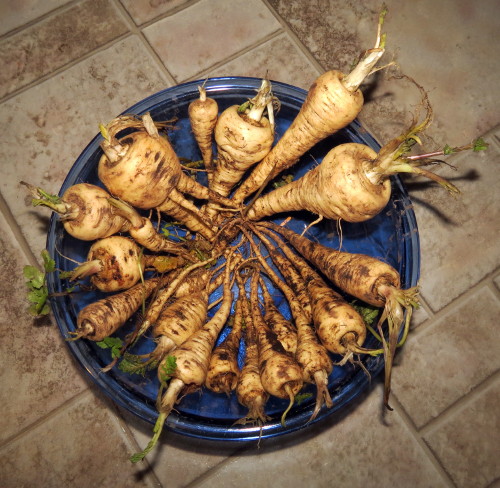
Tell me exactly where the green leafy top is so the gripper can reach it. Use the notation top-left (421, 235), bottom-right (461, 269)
top-left (96, 336), bottom-right (124, 359)
top-left (31, 188), bottom-right (61, 207)
top-left (160, 222), bottom-right (186, 242)
top-left (23, 250), bottom-right (56, 316)
top-left (118, 352), bottom-right (158, 376)
top-left (295, 392), bottom-right (313, 405)
top-left (443, 137), bottom-right (489, 155)
top-left (352, 302), bottom-right (380, 326)
top-left (272, 174), bottom-right (294, 189)
top-left (159, 355), bottom-right (177, 388)
top-left (473, 137), bottom-right (489, 152)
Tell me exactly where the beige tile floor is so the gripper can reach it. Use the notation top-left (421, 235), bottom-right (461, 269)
top-left (1, 1), bottom-right (499, 487)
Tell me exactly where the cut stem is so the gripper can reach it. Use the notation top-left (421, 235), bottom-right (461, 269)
top-left (245, 79), bottom-right (274, 122)
top-left (130, 412), bottom-right (166, 463)
top-left (343, 4), bottom-right (388, 91)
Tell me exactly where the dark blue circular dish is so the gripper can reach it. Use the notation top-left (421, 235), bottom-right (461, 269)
top-left (46, 77), bottom-right (420, 441)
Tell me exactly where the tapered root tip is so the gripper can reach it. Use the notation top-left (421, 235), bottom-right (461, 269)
top-left (384, 377), bottom-right (394, 411)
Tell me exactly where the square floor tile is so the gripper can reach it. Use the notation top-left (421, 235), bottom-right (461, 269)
top-left (143, 0), bottom-right (281, 81)
top-left (393, 287), bottom-right (500, 428)
top-left (0, 0), bottom-right (128, 98)
top-left (0, 36), bottom-right (170, 255)
top-left (424, 379), bottom-right (500, 488)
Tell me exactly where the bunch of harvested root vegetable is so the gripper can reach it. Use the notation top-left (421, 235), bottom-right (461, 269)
top-left (22, 7), bottom-right (488, 464)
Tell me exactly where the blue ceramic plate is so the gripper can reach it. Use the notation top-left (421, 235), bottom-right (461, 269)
top-left (46, 77), bottom-right (420, 441)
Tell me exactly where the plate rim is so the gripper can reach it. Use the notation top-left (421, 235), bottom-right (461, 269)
top-left (45, 76), bottom-right (420, 441)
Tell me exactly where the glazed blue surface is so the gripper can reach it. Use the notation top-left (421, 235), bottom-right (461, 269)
top-left (46, 77), bottom-right (420, 441)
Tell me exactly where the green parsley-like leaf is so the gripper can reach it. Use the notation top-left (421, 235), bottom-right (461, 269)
top-left (58, 270), bottom-right (74, 280)
top-left (23, 250), bottom-right (70, 317)
top-left (23, 256), bottom-right (51, 316)
top-left (28, 301), bottom-right (49, 316)
top-left (118, 352), bottom-right (159, 376)
top-left (443, 144), bottom-right (454, 155)
top-left (160, 222), bottom-right (186, 241)
top-left (23, 265), bottom-right (39, 281)
top-left (237, 101), bottom-right (251, 113)
top-left (27, 288), bottom-right (45, 303)
top-left (24, 265), bottom-right (45, 288)
top-left (99, 122), bottom-right (109, 141)
top-left (352, 302), bottom-right (380, 326)
top-left (41, 250), bottom-right (56, 273)
top-left (295, 392), bottom-right (313, 405)
top-left (273, 174), bottom-right (294, 189)
top-left (473, 137), bottom-right (488, 152)
top-left (32, 188), bottom-right (61, 205)
top-left (96, 336), bottom-right (124, 359)
top-left (159, 355), bottom-right (177, 385)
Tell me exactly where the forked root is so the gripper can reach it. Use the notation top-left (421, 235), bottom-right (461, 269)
top-left (377, 285), bottom-right (419, 409)
top-left (309, 369), bottom-right (334, 422)
top-left (234, 398), bottom-right (270, 427)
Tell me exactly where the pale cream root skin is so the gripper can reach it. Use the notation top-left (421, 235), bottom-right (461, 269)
top-left (232, 70), bottom-right (364, 203)
top-left (158, 190), bottom-right (216, 240)
top-left (247, 143), bottom-right (391, 223)
top-left (87, 236), bottom-right (143, 292)
top-left (261, 221), bottom-right (402, 308)
top-left (76, 277), bottom-right (161, 341)
top-left (62, 184), bottom-right (129, 240)
top-left (99, 131), bottom-right (182, 209)
top-left (188, 88), bottom-right (218, 169)
top-left (210, 105), bottom-right (273, 197)
top-left (152, 290), bottom-right (209, 344)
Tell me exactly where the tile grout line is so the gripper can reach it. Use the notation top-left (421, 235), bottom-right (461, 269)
top-left (410, 272), bottom-right (500, 340)
top-left (418, 369), bottom-right (500, 439)
top-left (0, 0), bottom-right (173, 466)
top-left (3, 4), bottom-right (498, 485)
top-left (487, 276), bottom-right (500, 299)
top-left (0, 0), bottom-right (191, 105)
top-left (163, 3), bottom-right (497, 485)
top-left (390, 396), bottom-right (457, 487)
top-left (114, 1), bottom-right (302, 86)
top-left (184, 445), bottom-right (255, 488)
top-left (0, 189), bottom-right (40, 267)
top-left (486, 125), bottom-right (500, 150)
top-left (183, 29), bottom-right (285, 83)
top-left (109, 0), bottom-right (177, 86)
top-left (408, 121), bottom-right (500, 334)
top-left (123, 0), bottom-right (203, 30)
top-left (383, 114), bottom-right (500, 485)
top-left (414, 291), bottom-right (435, 321)
top-left (104, 404), bottom-right (164, 487)
top-left (0, 30), bottom-right (132, 105)
top-left (0, 0), bottom-right (81, 39)
top-left (260, 0), bottom-right (325, 75)
top-left (0, 0), bottom-right (140, 103)
top-left (0, 382), bottom-right (165, 488)
top-left (0, 388), bottom-right (92, 451)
